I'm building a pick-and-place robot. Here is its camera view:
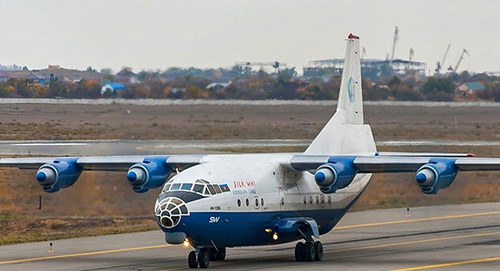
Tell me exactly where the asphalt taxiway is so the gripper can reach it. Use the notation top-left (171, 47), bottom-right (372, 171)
top-left (0, 202), bottom-right (498, 270)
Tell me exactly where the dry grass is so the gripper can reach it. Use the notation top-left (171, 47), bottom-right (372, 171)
top-left (0, 103), bottom-right (499, 244)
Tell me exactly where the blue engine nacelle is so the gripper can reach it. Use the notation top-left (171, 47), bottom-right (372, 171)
top-left (314, 157), bottom-right (358, 193)
top-left (36, 158), bottom-right (83, 193)
top-left (126, 156), bottom-right (172, 193)
top-left (415, 159), bottom-right (459, 194)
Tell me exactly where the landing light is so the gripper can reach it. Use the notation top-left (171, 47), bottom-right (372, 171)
top-left (265, 228), bottom-right (272, 233)
top-left (272, 232), bottom-right (279, 241)
top-left (183, 238), bottom-right (190, 247)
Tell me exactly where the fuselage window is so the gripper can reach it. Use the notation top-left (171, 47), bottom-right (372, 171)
top-left (246, 198), bottom-right (249, 206)
top-left (181, 183), bottom-right (193, 191)
top-left (237, 199), bottom-right (241, 207)
top-left (207, 185), bottom-right (216, 195)
top-left (303, 196), bottom-right (307, 205)
top-left (163, 184), bottom-right (171, 192)
top-left (316, 196), bottom-right (319, 204)
top-left (328, 196), bottom-right (332, 204)
top-left (172, 183), bottom-right (181, 190)
top-left (309, 196), bottom-right (313, 204)
top-left (193, 184), bottom-right (204, 193)
top-left (255, 198), bottom-right (259, 207)
top-left (261, 198), bottom-right (264, 206)
top-left (213, 185), bottom-right (222, 194)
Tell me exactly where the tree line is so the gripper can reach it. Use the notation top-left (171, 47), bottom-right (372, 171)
top-left (1, 68), bottom-right (499, 102)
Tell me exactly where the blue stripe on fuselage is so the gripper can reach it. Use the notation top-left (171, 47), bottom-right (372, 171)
top-left (163, 208), bottom-right (348, 247)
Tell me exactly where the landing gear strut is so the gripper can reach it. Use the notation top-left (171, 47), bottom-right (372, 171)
top-left (295, 229), bottom-right (323, 262)
top-left (188, 247), bottom-right (226, 268)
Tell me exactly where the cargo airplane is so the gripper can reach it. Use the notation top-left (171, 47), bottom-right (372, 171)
top-left (1, 33), bottom-right (499, 269)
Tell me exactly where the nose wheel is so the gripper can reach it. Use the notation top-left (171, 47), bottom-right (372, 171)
top-left (188, 247), bottom-right (226, 268)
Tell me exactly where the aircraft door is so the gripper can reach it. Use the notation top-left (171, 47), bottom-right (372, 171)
top-left (278, 187), bottom-right (286, 210)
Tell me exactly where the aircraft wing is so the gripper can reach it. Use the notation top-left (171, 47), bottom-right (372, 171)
top-left (0, 154), bottom-right (204, 193)
top-left (289, 154), bottom-right (500, 194)
top-left (289, 154), bottom-right (500, 172)
top-left (0, 155), bottom-right (204, 170)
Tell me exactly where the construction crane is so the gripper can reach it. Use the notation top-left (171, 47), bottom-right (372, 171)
top-left (408, 48), bottom-right (414, 70)
top-left (234, 61), bottom-right (287, 73)
top-left (454, 49), bottom-right (469, 72)
top-left (389, 26), bottom-right (399, 65)
top-left (435, 44), bottom-right (451, 74)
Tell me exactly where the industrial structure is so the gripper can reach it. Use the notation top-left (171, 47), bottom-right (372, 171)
top-left (303, 58), bottom-right (426, 80)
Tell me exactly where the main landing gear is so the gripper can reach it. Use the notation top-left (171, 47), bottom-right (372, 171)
top-left (294, 229), bottom-right (323, 262)
top-left (188, 247), bottom-right (226, 268)
top-left (294, 240), bottom-right (323, 262)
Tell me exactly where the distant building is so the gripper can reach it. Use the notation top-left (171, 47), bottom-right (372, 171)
top-left (0, 71), bottom-right (9, 82)
top-left (206, 79), bottom-right (232, 90)
top-left (455, 82), bottom-right (486, 97)
top-left (303, 58), bottom-right (426, 80)
top-left (101, 83), bottom-right (126, 95)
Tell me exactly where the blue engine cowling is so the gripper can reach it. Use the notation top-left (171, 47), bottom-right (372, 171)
top-left (314, 157), bottom-right (358, 193)
top-left (415, 159), bottom-right (459, 194)
top-left (126, 156), bottom-right (172, 193)
top-left (36, 158), bottom-right (83, 193)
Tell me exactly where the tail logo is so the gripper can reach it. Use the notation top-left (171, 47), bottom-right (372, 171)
top-left (347, 77), bottom-right (356, 103)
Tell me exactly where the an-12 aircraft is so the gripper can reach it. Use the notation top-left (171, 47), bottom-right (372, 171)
top-left (1, 34), bottom-right (499, 269)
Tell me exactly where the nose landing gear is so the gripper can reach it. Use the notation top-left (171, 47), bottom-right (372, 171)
top-left (188, 247), bottom-right (226, 268)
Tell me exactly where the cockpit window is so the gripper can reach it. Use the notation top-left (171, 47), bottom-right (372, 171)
top-left (213, 185), bottom-right (222, 194)
top-left (163, 184), bottom-right (171, 192)
top-left (207, 185), bottom-right (216, 195)
top-left (193, 184), bottom-right (204, 193)
top-left (181, 183), bottom-right (193, 191)
top-left (204, 186), bottom-right (212, 195)
top-left (171, 183), bottom-right (181, 190)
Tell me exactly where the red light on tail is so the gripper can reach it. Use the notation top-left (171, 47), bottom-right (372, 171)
top-left (348, 33), bottom-right (359, 39)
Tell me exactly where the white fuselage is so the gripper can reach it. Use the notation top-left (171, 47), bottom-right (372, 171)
top-left (155, 153), bottom-right (372, 247)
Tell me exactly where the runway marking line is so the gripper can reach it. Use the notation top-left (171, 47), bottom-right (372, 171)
top-left (334, 211), bottom-right (500, 230)
top-left (389, 256), bottom-right (500, 271)
top-left (330, 231), bottom-right (500, 253)
top-left (0, 244), bottom-right (172, 265)
top-left (2, 211), bottom-right (499, 267)
top-left (162, 231), bottom-right (500, 271)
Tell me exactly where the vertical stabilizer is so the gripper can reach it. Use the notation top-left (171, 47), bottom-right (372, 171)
top-left (305, 34), bottom-right (376, 155)
top-left (337, 33), bottom-right (363, 124)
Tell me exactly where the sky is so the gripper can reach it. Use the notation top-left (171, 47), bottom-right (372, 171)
top-left (1, 0), bottom-right (499, 74)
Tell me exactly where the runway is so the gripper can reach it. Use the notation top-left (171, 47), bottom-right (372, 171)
top-left (0, 202), bottom-right (499, 270)
top-left (1, 140), bottom-right (499, 156)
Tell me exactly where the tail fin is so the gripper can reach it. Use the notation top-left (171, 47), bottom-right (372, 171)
top-left (337, 33), bottom-right (363, 124)
top-left (305, 34), bottom-right (376, 155)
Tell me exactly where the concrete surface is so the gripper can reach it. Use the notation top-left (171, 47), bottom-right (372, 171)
top-left (0, 202), bottom-right (498, 270)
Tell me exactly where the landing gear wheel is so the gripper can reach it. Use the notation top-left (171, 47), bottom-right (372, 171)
top-left (188, 251), bottom-right (198, 268)
top-left (198, 249), bottom-right (210, 268)
top-left (216, 247), bottom-right (226, 261)
top-left (209, 247), bottom-right (226, 261)
top-left (314, 241), bottom-right (323, 261)
top-left (304, 241), bottom-right (316, 262)
top-left (209, 248), bottom-right (217, 261)
top-left (295, 242), bottom-right (305, 262)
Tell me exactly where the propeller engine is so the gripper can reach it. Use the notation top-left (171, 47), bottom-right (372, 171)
top-left (314, 157), bottom-right (358, 193)
top-left (127, 156), bottom-right (172, 193)
top-left (415, 159), bottom-right (459, 194)
top-left (36, 158), bottom-right (83, 193)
